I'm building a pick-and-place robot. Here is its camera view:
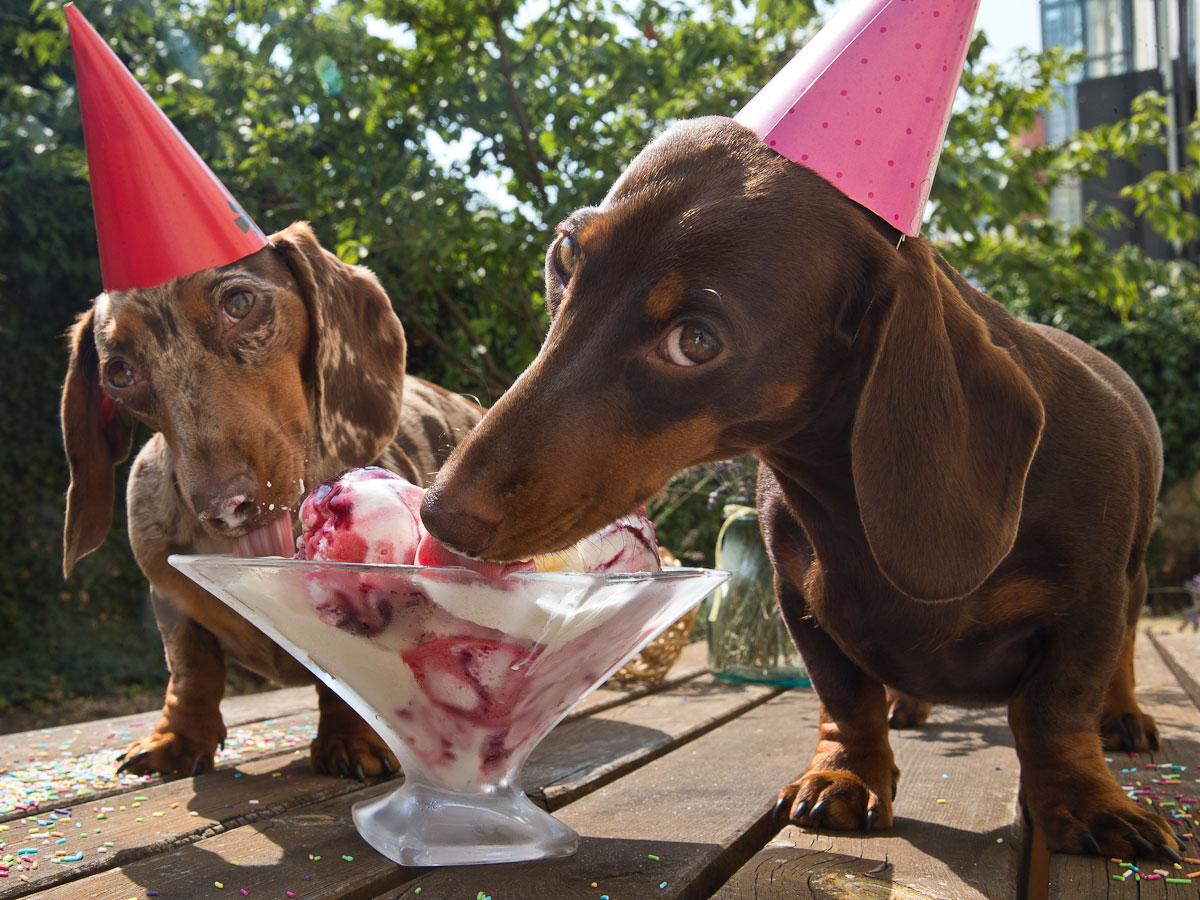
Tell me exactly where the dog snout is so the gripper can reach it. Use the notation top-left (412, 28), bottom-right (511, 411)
top-left (420, 484), bottom-right (502, 557)
top-left (193, 472), bottom-right (259, 533)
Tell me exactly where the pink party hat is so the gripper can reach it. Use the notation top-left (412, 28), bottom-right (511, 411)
top-left (736, 0), bottom-right (981, 236)
top-left (66, 3), bottom-right (267, 291)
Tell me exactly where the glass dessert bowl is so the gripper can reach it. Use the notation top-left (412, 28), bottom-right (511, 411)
top-left (169, 555), bottom-right (728, 866)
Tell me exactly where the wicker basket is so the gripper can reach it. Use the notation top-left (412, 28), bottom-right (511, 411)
top-left (609, 548), bottom-right (697, 684)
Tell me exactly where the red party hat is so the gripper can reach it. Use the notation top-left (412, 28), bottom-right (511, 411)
top-left (66, 3), bottom-right (267, 291)
top-left (736, 0), bottom-right (981, 236)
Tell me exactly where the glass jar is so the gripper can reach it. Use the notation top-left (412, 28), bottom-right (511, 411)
top-left (707, 506), bottom-right (809, 686)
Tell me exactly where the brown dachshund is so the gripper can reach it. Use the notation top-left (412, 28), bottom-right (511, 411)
top-left (419, 117), bottom-right (1179, 859)
top-left (62, 221), bottom-right (481, 779)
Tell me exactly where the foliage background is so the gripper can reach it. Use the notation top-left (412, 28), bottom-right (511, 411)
top-left (1, 0), bottom-right (1197, 715)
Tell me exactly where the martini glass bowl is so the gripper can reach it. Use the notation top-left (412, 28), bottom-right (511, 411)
top-left (169, 554), bottom-right (728, 866)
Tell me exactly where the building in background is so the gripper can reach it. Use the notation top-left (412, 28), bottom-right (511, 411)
top-left (1040, 0), bottom-right (1197, 259)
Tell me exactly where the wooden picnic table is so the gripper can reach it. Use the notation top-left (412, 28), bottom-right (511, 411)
top-left (2, 632), bottom-right (1198, 900)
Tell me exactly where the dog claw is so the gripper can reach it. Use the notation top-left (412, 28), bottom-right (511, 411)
top-left (865, 808), bottom-right (877, 833)
top-left (1081, 832), bottom-right (1102, 856)
top-left (773, 795), bottom-right (791, 821)
top-left (1160, 843), bottom-right (1183, 865)
top-left (792, 800), bottom-right (808, 823)
top-left (336, 758), bottom-right (350, 778)
top-left (1129, 833), bottom-right (1157, 858)
top-left (809, 799), bottom-right (829, 825)
top-left (116, 751), bottom-right (150, 774)
top-left (381, 758), bottom-right (395, 775)
top-left (314, 757), bottom-right (329, 775)
top-left (354, 763), bottom-right (367, 782)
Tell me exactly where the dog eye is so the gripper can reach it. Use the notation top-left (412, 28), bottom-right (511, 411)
top-left (105, 359), bottom-right (137, 389)
top-left (551, 234), bottom-right (577, 283)
top-left (223, 291), bottom-right (255, 321)
top-left (661, 323), bottom-right (721, 367)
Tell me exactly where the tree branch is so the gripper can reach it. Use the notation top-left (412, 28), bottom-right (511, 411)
top-left (420, 259), bottom-right (515, 387)
top-left (484, 0), bottom-right (550, 208)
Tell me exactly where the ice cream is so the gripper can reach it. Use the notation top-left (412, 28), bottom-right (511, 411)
top-left (296, 466), bottom-right (425, 564)
top-left (297, 466), bottom-right (662, 577)
top-left (276, 467), bottom-right (669, 790)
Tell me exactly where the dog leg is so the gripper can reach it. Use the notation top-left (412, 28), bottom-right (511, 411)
top-left (1099, 566), bottom-right (1158, 752)
top-left (310, 683), bottom-right (400, 781)
top-left (885, 686), bottom-right (933, 729)
top-left (1009, 629), bottom-right (1178, 859)
top-left (119, 604), bottom-right (228, 776)
top-left (775, 584), bottom-right (899, 832)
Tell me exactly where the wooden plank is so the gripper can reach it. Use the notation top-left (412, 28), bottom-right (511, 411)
top-left (713, 704), bottom-right (1026, 900)
top-left (0, 687), bottom-right (319, 765)
top-left (15, 779), bottom-right (409, 900)
top-left (2, 672), bottom-right (756, 894)
top-left (1149, 631), bottom-right (1200, 712)
top-left (7, 646), bottom-right (725, 900)
top-left (0, 642), bottom-right (710, 824)
top-left (0, 641), bottom-right (708, 769)
top-left (1048, 632), bottom-right (1200, 899)
top-left (529, 675), bottom-right (781, 809)
top-left (1, 708), bottom-right (322, 824)
top-left (0, 750), bottom-right (383, 897)
top-left (383, 688), bottom-right (821, 900)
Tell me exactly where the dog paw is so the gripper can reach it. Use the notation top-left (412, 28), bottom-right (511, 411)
top-left (774, 769), bottom-right (895, 832)
top-left (1099, 708), bottom-right (1159, 753)
top-left (117, 728), bottom-right (225, 777)
top-left (310, 726), bottom-right (399, 781)
top-left (885, 687), bottom-right (933, 729)
top-left (1027, 781), bottom-right (1180, 860)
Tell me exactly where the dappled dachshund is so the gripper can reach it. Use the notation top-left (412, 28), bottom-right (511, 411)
top-left (62, 221), bottom-right (481, 779)
top-left (419, 117), bottom-right (1177, 859)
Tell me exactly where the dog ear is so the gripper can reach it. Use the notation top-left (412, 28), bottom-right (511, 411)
top-left (851, 241), bottom-right (1044, 601)
top-left (270, 221), bottom-right (407, 472)
top-left (61, 305), bottom-right (135, 577)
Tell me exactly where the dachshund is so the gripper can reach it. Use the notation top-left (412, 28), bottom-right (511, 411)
top-left (418, 117), bottom-right (1179, 859)
top-left (62, 221), bottom-right (481, 779)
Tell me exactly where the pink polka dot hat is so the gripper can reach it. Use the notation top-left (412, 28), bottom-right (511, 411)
top-left (736, 0), bottom-right (981, 236)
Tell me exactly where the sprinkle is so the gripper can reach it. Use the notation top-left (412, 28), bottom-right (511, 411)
top-left (936, 799), bottom-right (947, 804)
top-left (342, 855), bottom-right (354, 862)
top-left (648, 853), bottom-right (660, 861)
top-left (215, 882), bottom-right (224, 889)
top-left (660, 881), bottom-right (668, 889)
top-left (1187, 870), bottom-right (1200, 878)
top-left (1166, 877), bottom-right (1193, 884)
top-left (61, 852), bottom-right (83, 862)
top-left (240, 891), bottom-right (248, 897)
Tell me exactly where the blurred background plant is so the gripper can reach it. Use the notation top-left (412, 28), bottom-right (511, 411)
top-left (2, 0), bottom-right (1197, 717)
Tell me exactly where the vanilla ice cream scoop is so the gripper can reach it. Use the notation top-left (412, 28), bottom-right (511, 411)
top-left (296, 466), bottom-right (426, 564)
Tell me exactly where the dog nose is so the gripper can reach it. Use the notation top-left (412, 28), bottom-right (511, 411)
top-left (420, 485), bottom-right (500, 556)
top-left (193, 472), bottom-right (259, 533)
